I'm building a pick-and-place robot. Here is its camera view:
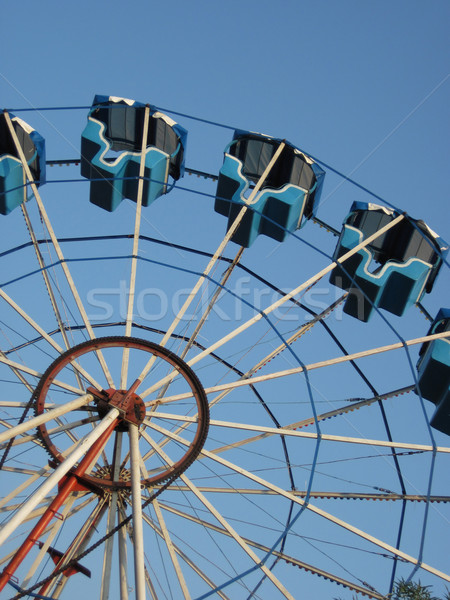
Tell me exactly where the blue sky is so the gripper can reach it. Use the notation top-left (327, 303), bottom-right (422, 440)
top-left (0, 1), bottom-right (449, 599)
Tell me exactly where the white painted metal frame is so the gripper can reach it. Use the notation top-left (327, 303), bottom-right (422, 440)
top-left (4, 110), bottom-right (114, 388)
top-left (0, 108), bottom-right (448, 600)
top-left (144, 419), bottom-right (450, 583)
top-left (134, 141), bottom-right (287, 388)
top-left (140, 212), bottom-right (406, 399)
top-left (121, 105), bottom-right (151, 389)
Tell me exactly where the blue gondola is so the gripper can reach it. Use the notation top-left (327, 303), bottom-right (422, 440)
top-left (416, 308), bottom-right (450, 436)
top-left (214, 130), bottom-right (325, 247)
top-left (329, 202), bottom-right (448, 321)
top-left (0, 113), bottom-right (45, 215)
top-left (81, 95), bottom-right (187, 212)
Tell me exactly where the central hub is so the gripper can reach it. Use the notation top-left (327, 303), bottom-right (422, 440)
top-left (87, 387), bottom-right (146, 428)
top-left (35, 335), bottom-right (209, 491)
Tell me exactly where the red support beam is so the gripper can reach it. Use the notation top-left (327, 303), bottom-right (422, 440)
top-left (38, 501), bottom-right (109, 596)
top-left (0, 418), bottom-right (117, 592)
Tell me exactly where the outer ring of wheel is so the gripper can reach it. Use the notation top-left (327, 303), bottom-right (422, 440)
top-left (34, 336), bottom-right (210, 491)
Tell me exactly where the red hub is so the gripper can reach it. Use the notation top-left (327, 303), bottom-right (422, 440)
top-left (34, 336), bottom-right (209, 491)
top-left (87, 386), bottom-right (146, 429)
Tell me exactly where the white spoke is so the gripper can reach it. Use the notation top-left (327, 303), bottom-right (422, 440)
top-left (153, 498), bottom-right (191, 599)
top-left (4, 110), bottom-right (114, 388)
top-left (155, 246), bottom-right (244, 402)
top-left (146, 330), bottom-right (449, 404)
top-left (117, 505), bottom-right (129, 600)
top-left (205, 294), bottom-right (346, 410)
top-left (100, 494), bottom-right (120, 600)
top-left (0, 443), bottom-right (82, 509)
top-left (0, 416), bottom-right (99, 450)
top-left (20, 201), bottom-right (85, 392)
top-left (121, 105), bottom-right (150, 389)
top-left (140, 212), bottom-right (405, 399)
top-left (0, 401), bottom-right (56, 408)
top-left (141, 429), bottom-right (296, 599)
top-left (146, 420), bottom-right (450, 582)
top-left (0, 287), bottom-right (102, 389)
top-left (129, 424), bottom-right (146, 600)
top-left (0, 392), bottom-right (93, 444)
top-left (0, 469), bottom-right (47, 509)
top-left (0, 353), bottom-right (84, 394)
top-left (46, 498), bottom-right (108, 598)
top-left (0, 418), bottom-right (44, 450)
top-left (210, 386), bottom-right (416, 456)
top-left (158, 502), bottom-right (387, 600)
top-left (140, 505), bottom-right (230, 600)
top-left (0, 349), bottom-right (35, 395)
top-left (21, 494), bottom-right (77, 590)
top-left (101, 431), bottom-right (124, 600)
top-left (148, 412), bottom-right (450, 454)
top-left (0, 495), bottom-right (59, 523)
top-left (142, 488), bottom-right (450, 502)
top-left (0, 408), bottom-right (118, 547)
top-left (135, 143), bottom-right (286, 388)
top-left (178, 247), bottom-right (244, 361)
top-left (119, 503), bottom-right (157, 600)
top-left (0, 495), bottom-right (94, 569)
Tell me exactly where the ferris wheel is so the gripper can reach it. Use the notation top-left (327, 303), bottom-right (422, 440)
top-left (0, 96), bottom-right (448, 600)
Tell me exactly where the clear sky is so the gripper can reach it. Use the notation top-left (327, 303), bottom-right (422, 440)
top-left (2, 0), bottom-right (449, 220)
top-left (0, 1), bottom-right (449, 599)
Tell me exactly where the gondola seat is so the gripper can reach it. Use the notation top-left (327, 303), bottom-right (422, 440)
top-left (0, 113), bottom-right (45, 215)
top-left (415, 308), bottom-right (450, 436)
top-left (81, 95), bottom-right (187, 212)
top-left (215, 131), bottom-right (325, 247)
top-left (329, 202), bottom-right (448, 321)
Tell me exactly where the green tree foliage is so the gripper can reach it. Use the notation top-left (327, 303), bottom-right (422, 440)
top-left (334, 579), bottom-right (450, 600)
top-left (392, 579), bottom-right (450, 600)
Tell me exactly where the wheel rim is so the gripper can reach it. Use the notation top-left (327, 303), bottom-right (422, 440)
top-left (33, 336), bottom-right (209, 490)
top-left (0, 103), bottom-right (448, 600)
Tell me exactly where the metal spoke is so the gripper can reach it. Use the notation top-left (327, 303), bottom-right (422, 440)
top-left (4, 110), bottom-right (114, 388)
top-left (154, 246), bottom-right (244, 403)
top-left (129, 424), bottom-right (146, 600)
top-left (44, 498), bottom-right (108, 598)
top-left (139, 504), bottom-right (230, 600)
top-left (0, 353), bottom-right (84, 394)
top-left (119, 504), bottom-right (157, 600)
top-left (140, 488), bottom-right (450, 502)
top-left (145, 331), bottom-right (449, 404)
top-left (208, 386), bottom-right (416, 456)
top-left (139, 211), bottom-right (405, 399)
top-left (21, 494), bottom-right (78, 590)
top-left (146, 419), bottom-right (450, 582)
top-left (157, 501), bottom-right (386, 600)
top-left (153, 498), bottom-right (191, 599)
top-left (20, 201), bottom-right (85, 392)
top-left (148, 412), bottom-right (450, 454)
top-left (141, 429), bottom-right (296, 599)
top-left (134, 143), bottom-right (286, 390)
top-left (121, 105), bottom-right (150, 389)
top-left (0, 451), bottom-right (73, 510)
top-left (204, 294), bottom-right (347, 411)
top-left (0, 495), bottom-right (94, 569)
top-left (0, 287), bottom-right (102, 389)
top-left (100, 431), bottom-right (124, 600)
top-left (117, 504), bottom-right (130, 600)
top-left (0, 393), bottom-right (93, 444)
top-left (0, 408), bottom-right (118, 548)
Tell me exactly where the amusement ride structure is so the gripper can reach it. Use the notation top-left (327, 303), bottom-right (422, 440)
top-left (0, 96), bottom-right (448, 599)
